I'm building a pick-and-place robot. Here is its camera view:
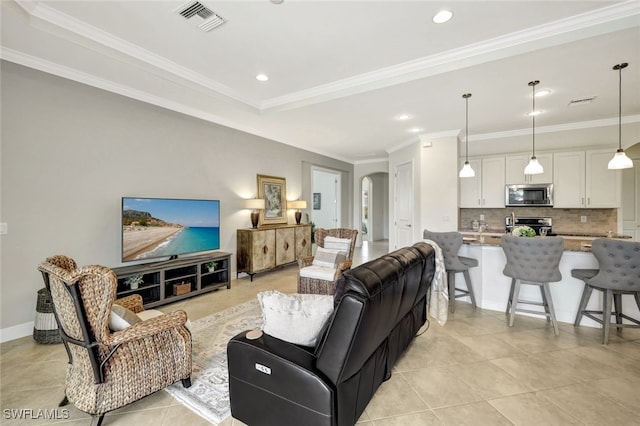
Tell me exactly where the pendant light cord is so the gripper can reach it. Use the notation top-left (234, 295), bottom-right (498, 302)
top-left (618, 64), bottom-right (622, 151)
top-left (532, 85), bottom-right (536, 157)
top-left (465, 95), bottom-right (469, 160)
top-left (528, 80), bottom-right (539, 158)
top-left (462, 93), bottom-right (471, 161)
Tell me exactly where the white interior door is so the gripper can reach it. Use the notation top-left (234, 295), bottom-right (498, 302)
top-left (312, 168), bottom-right (341, 229)
top-left (394, 161), bottom-right (413, 249)
top-left (361, 176), bottom-right (371, 242)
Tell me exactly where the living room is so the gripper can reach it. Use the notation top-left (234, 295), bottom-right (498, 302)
top-left (2, 1), bottom-right (640, 425)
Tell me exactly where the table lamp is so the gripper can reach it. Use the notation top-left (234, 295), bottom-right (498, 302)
top-left (245, 198), bottom-right (265, 228)
top-left (287, 200), bottom-right (307, 225)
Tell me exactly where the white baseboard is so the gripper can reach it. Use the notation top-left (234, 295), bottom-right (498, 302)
top-left (0, 321), bottom-right (34, 343)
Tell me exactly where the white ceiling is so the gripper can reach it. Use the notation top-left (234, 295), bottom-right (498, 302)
top-left (2, 0), bottom-right (639, 163)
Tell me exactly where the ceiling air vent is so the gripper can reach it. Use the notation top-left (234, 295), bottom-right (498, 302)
top-left (175, 1), bottom-right (226, 32)
top-left (568, 96), bottom-right (596, 107)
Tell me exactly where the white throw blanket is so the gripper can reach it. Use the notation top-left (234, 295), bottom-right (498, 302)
top-left (422, 239), bottom-right (448, 325)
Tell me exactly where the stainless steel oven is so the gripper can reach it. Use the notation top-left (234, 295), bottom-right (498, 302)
top-left (505, 184), bottom-right (553, 207)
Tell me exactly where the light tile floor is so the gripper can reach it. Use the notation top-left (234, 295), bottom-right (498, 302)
top-left (2, 240), bottom-right (640, 425)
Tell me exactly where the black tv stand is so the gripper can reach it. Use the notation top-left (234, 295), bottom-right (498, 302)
top-left (112, 252), bottom-right (231, 308)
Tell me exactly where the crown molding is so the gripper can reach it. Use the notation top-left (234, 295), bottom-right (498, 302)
top-left (260, 1), bottom-right (640, 111)
top-left (0, 47), bottom-right (362, 165)
top-left (352, 157), bottom-right (390, 166)
top-left (470, 115), bottom-right (640, 142)
top-left (420, 130), bottom-right (462, 141)
top-left (14, 0), bottom-right (260, 109)
top-left (13, 0), bottom-right (640, 114)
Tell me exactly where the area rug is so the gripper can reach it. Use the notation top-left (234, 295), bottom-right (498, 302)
top-left (165, 299), bottom-right (263, 424)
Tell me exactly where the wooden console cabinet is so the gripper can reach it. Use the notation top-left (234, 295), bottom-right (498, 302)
top-left (236, 224), bottom-right (312, 280)
top-left (112, 252), bottom-right (231, 309)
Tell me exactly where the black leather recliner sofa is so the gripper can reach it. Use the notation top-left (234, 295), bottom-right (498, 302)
top-left (227, 242), bottom-right (435, 425)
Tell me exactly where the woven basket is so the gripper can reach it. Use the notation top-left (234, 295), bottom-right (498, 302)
top-left (33, 288), bottom-right (61, 344)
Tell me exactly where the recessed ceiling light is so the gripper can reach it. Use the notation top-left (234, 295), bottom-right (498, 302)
top-left (409, 127), bottom-right (424, 133)
top-left (256, 74), bottom-right (269, 82)
top-left (535, 89), bottom-right (551, 97)
top-left (527, 110), bottom-right (542, 117)
top-left (396, 114), bottom-right (413, 121)
top-left (433, 10), bottom-right (453, 24)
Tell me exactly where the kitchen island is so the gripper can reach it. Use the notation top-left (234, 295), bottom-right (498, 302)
top-left (451, 232), bottom-right (637, 328)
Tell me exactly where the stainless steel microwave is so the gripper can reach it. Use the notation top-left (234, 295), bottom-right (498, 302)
top-left (505, 184), bottom-right (553, 207)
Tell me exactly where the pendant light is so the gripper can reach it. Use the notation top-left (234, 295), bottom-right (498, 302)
top-left (524, 80), bottom-right (544, 175)
top-left (608, 62), bottom-right (633, 170)
top-left (459, 93), bottom-right (475, 178)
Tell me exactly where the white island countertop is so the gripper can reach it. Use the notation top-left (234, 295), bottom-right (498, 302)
top-left (459, 231), bottom-right (631, 252)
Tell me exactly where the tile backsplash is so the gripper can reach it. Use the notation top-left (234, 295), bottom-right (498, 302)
top-left (459, 207), bottom-right (617, 234)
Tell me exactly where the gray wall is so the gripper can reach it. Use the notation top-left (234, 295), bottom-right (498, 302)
top-left (0, 61), bottom-right (352, 336)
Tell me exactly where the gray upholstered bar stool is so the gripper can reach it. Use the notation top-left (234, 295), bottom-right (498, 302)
top-left (423, 230), bottom-right (477, 313)
top-left (500, 235), bottom-right (564, 335)
top-left (573, 238), bottom-right (640, 345)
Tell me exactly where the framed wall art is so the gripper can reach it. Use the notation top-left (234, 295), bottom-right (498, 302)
top-left (257, 174), bottom-right (287, 225)
top-left (313, 193), bottom-right (321, 210)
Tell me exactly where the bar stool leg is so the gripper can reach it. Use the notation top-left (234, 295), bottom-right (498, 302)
top-left (603, 289), bottom-right (613, 345)
top-left (542, 282), bottom-right (559, 336)
top-left (462, 270), bottom-right (477, 308)
top-left (506, 278), bottom-right (516, 315)
top-left (509, 279), bottom-right (521, 327)
top-left (613, 293), bottom-right (623, 331)
top-left (574, 285), bottom-right (593, 326)
top-left (539, 284), bottom-right (551, 322)
top-left (448, 271), bottom-right (456, 313)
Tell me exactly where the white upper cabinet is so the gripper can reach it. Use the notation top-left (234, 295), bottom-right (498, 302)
top-left (459, 158), bottom-right (481, 208)
top-left (459, 156), bottom-right (505, 208)
top-left (553, 151), bottom-right (585, 208)
top-left (482, 156), bottom-right (506, 207)
top-left (553, 149), bottom-right (620, 208)
top-left (505, 153), bottom-right (553, 184)
top-left (586, 149), bottom-right (621, 208)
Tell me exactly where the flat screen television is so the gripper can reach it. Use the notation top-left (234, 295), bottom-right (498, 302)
top-left (121, 197), bottom-right (220, 262)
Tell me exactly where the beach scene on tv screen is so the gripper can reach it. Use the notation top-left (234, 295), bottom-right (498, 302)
top-left (122, 198), bottom-right (220, 262)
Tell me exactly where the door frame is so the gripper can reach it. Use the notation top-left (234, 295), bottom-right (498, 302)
top-left (311, 166), bottom-right (342, 229)
top-left (393, 160), bottom-right (414, 250)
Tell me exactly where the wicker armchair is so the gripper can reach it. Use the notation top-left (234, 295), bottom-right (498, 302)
top-left (38, 255), bottom-right (192, 426)
top-left (297, 228), bottom-right (358, 295)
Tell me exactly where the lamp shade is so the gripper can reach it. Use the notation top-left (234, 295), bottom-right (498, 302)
top-left (459, 161), bottom-right (475, 178)
top-left (287, 200), bottom-right (307, 210)
top-left (245, 198), bottom-right (265, 210)
top-left (608, 150), bottom-right (633, 170)
top-left (524, 157), bottom-right (544, 175)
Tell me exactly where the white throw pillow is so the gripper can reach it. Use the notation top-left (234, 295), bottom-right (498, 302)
top-left (312, 247), bottom-right (346, 269)
top-left (109, 304), bottom-right (141, 331)
top-left (299, 265), bottom-right (338, 281)
top-left (258, 290), bottom-right (334, 346)
top-left (323, 236), bottom-right (352, 258)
